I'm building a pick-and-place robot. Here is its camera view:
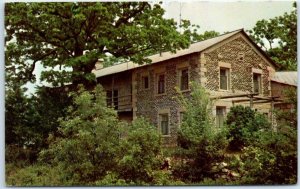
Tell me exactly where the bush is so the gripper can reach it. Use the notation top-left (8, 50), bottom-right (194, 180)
top-left (6, 164), bottom-right (71, 186)
top-left (226, 105), bottom-right (271, 150)
top-left (174, 83), bottom-right (229, 182)
top-left (38, 86), bottom-right (123, 185)
top-left (117, 117), bottom-right (162, 184)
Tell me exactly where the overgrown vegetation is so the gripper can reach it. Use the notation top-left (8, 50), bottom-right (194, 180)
top-left (5, 1), bottom-right (297, 186)
top-left (6, 83), bottom-right (297, 186)
top-left (226, 105), bottom-right (271, 151)
top-left (174, 83), bottom-right (229, 182)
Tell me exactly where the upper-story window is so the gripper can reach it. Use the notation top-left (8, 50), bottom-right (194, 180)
top-left (220, 67), bottom-right (230, 90)
top-left (253, 73), bottom-right (262, 94)
top-left (142, 75), bottom-right (149, 89)
top-left (180, 69), bottom-right (189, 91)
top-left (157, 74), bottom-right (165, 94)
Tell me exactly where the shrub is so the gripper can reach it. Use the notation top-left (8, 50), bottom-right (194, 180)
top-left (38, 86), bottom-right (123, 185)
top-left (6, 164), bottom-right (71, 186)
top-left (117, 117), bottom-right (162, 184)
top-left (226, 105), bottom-right (271, 150)
top-left (174, 83), bottom-right (229, 182)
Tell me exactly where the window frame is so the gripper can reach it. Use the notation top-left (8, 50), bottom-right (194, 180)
top-left (159, 113), bottom-right (169, 136)
top-left (253, 73), bottom-right (262, 94)
top-left (156, 73), bottom-right (166, 95)
top-left (219, 67), bottom-right (230, 91)
top-left (141, 75), bottom-right (149, 90)
top-left (158, 109), bottom-right (171, 137)
top-left (216, 106), bottom-right (226, 128)
top-left (179, 68), bottom-right (189, 91)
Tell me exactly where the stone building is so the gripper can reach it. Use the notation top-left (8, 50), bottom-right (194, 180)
top-left (93, 29), bottom-right (294, 146)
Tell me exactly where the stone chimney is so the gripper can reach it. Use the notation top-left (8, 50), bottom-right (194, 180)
top-left (95, 58), bottom-right (104, 70)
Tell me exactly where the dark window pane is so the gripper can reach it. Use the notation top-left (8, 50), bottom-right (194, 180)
top-left (144, 76), bottom-right (149, 89)
top-left (253, 73), bottom-right (261, 93)
top-left (113, 90), bottom-right (118, 110)
top-left (158, 75), bottom-right (165, 94)
top-left (106, 91), bottom-right (112, 107)
top-left (160, 114), bottom-right (169, 135)
top-left (220, 68), bottom-right (228, 90)
top-left (180, 69), bottom-right (189, 90)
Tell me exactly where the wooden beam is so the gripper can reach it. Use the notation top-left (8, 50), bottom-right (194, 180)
top-left (210, 93), bottom-right (258, 100)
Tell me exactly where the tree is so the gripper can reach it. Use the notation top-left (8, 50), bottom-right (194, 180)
top-left (226, 105), bottom-right (271, 151)
top-left (5, 2), bottom-right (199, 87)
top-left (248, 2), bottom-right (296, 70)
top-left (175, 83), bottom-right (228, 182)
top-left (117, 117), bottom-right (162, 184)
top-left (5, 83), bottom-right (44, 164)
top-left (38, 86), bottom-right (122, 185)
top-left (190, 30), bottom-right (220, 43)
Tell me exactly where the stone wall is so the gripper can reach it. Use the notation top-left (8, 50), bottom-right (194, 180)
top-left (133, 53), bottom-right (200, 146)
top-left (202, 35), bottom-right (275, 97)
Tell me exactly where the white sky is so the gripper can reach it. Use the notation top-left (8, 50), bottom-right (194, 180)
top-left (162, 0), bottom-right (294, 33)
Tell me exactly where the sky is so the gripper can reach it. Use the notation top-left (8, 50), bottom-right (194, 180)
top-left (14, 0), bottom-right (295, 94)
top-left (162, 0), bottom-right (294, 33)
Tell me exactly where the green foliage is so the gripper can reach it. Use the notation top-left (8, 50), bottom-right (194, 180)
top-left (190, 30), bottom-right (220, 43)
top-left (5, 2), bottom-right (200, 86)
top-left (224, 96), bottom-right (297, 184)
top-left (38, 86), bottom-right (122, 184)
top-left (175, 83), bottom-right (229, 182)
top-left (226, 105), bottom-right (271, 150)
top-left (275, 87), bottom-right (297, 128)
top-left (248, 2), bottom-right (297, 70)
top-left (6, 164), bottom-right (71, 186)
top-left (118, 117), bottom-right (162, 184)
top-left (238, 126), bottom-right (297, 184)
top-left (34, 86), bottom-right (171, 186)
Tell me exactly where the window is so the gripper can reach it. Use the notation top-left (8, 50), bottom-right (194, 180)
top-left (216, 106), bottom-right (226, 127)
top-left (159, 114), bottom-right (169, 135)
top-left (106, 91), bottom-right (112, 107)
top-left (106, 90), bottom-right (118, 110)
top-left (142, 76), bottom-right (149, 89)
top-left (180, 69), bottom-right (189, 91)
top-left (220, 67), bottom-right (230, 90)
top-left (253, 73), bottom-right (262, 94)
top-left (157, 74), bottom-right (165, 94)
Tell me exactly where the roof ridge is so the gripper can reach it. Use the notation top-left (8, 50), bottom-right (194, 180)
top-left (189, 28), bottom-right (244, 45)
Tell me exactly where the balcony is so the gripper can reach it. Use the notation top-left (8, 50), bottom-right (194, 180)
top-left (106, 94), bottom-right (132, 112)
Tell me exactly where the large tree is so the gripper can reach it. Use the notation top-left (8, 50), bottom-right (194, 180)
top-left (248, 2), bottom-right (297, 70)
top-left (5, 2), bottom-right (198, 87)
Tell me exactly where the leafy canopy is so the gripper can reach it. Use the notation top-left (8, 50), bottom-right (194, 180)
top-left (248, 2), bottom-right (297, 70)
top-left (5, 2), bottom-right (200, 86)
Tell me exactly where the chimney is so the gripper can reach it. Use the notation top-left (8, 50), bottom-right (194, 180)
top-left (95, 58), bottom-right (104, 70)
